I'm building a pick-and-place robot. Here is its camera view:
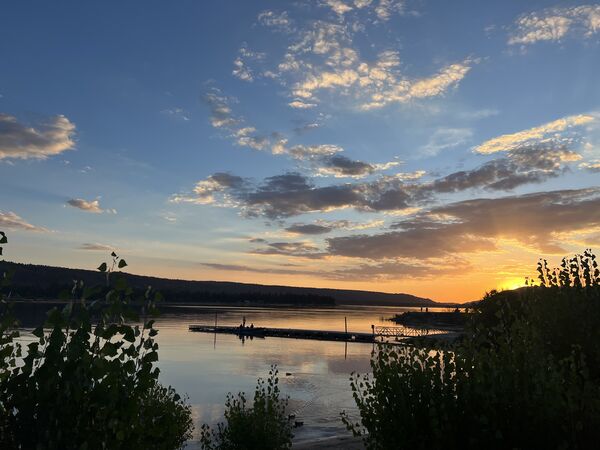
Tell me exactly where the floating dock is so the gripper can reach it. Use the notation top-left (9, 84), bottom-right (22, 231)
top-left (188, 325), bottom-right (376, 343)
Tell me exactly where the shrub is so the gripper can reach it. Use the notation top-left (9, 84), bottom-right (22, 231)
top-left (200, 366), bottom-right (292, 450)
top-left (0, 236), bottom-right (193, 449)
top-left (342, 250), bottom-right (600, 450)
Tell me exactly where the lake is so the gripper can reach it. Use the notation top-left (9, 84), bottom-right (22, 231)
top-left (153, 304), bottom-right (430, 446)
top-left (15, 303), bottom-right (442, 446)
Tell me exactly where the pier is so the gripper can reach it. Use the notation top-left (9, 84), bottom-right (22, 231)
top-left (188, 324), bottom-right (453, 343)
top-left (188, 325), bottom-right (376, 342)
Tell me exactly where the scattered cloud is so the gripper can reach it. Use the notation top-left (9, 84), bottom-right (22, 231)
top-left (257, 10), bottom-right (294, 33)
top-left (254, 6), bottom-right (473, 111)
top-left (420, 128), bottom-right (473, 157)
top-left (285, 223), bottom-right (333, 235)
top-left (201, 87), bottom-right (409, 178)
top-left (174, 141), bottom-right (583, 219)
top-left (285, 219), bottom-right (383, 235)
top-left (0, 211), bottom-right (47, 232)
top-left (0, 113), bottom-right (76, 160)
top-left (250, 240), bottom-right (327, 259)
top-left (232, 43), bottom-right (266, 82)
top-left (374, 0), bottom-right (406, 21)
top-left (315, 154), bottom-right (398, 178)
top-left (321, 0), bottom-right (406, 21)
top-left (579, 159), bottom-right (600, 172)
top-left (473, 114), bottom-right (595, 154)
top-left (324, 0), bottom-right (353, 16)
top-left (202, 88), bottom-right (269, 151)
top-left (328, 257), bottom-right (470, 281)
top-left (288, 100), bottom-right (318, 109)
top-left (288, 144), bottom-right (343, 160)
top-left (171, 172), bottom-right (245, 205)
top-left (282, 24), bottom-right (474, 110)
top-left (327, 188), bottom-right (600, 259)
top-left (509, 5), bottom-right (600, 46)
top-left (201, 262), bottom-right (314, 276)
top-left (203, 88), bottom-right (239, 130)
top-left (66, 198), bottom-right (115, 214)
top-left (293, 122), bottom-right (321, 135)
top-left (161, 108), bottom-right (190, 121)
top-left (429, 144), bottom-right (581, 193)
top-left (79, 243), bottom-right (114, 251)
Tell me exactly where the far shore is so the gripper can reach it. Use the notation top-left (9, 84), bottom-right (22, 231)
top-left (7, 298), bottom-right (466, 309)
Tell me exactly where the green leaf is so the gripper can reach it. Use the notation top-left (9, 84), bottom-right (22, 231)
top-left (97, 262), bottom-right (107, 272)
top-left (118, 259), bottom-right (128, 269)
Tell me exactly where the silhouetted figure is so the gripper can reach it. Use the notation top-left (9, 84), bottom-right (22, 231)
top-left (250, 323), bottom-right (254, 329)
top-left (425, 307), bottom-right (429, 313)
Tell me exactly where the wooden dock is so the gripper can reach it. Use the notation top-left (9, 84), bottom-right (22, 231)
top-left (188, 325), bottom-right (376, 343)
top-left (188, 324), bottom-right (454, 343)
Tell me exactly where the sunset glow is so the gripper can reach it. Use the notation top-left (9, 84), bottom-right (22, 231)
top-left (1, 1), bottom-right (600, 302)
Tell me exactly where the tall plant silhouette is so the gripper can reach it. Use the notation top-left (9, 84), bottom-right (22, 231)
top-left (0, 233), bottom-right (193, 449)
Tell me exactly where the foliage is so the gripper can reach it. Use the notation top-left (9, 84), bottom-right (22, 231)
top-left (342, 249), bottom-right (600, 450)
top-left (0, 236), bottom-right (193, 449)
top-left (200, 366), bottom-right (292, 450)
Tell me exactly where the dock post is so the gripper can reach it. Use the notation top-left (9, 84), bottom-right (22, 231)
top-left (344, 316), bottom-right (348, 335)
top-left (214, 312), bottom-right (218, 331)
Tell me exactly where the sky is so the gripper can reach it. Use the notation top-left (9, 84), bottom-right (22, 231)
top-left (1, 0), bottom-right (600, 302)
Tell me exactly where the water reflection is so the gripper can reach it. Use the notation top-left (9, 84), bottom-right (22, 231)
top-left (13, 303), bottom-right (434, 445)
top-left (154, 305), bottom-right (417, 444)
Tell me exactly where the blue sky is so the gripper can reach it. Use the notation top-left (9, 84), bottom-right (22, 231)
top-left (1, 0), bottom-right (599, 301)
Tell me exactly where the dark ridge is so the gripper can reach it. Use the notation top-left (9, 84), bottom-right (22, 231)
top-left (0, 260), bottom-right (437, 307)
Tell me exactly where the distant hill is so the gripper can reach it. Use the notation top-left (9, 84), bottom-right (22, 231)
top-left (0, 261), bottom-right (437, 307)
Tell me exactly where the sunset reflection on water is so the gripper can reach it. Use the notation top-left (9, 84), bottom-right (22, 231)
top-left (154, 305), bottom-right (424, 444)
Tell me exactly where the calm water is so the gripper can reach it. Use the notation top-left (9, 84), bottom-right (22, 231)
top-left (153, 305), bottom-right (426, 445)
top-left (16, 303), bottom-right (443, 446)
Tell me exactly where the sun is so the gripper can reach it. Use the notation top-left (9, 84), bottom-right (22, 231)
top-left (499, 278), bottom-right (527, 291)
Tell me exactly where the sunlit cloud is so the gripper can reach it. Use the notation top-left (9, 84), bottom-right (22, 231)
top-left (327, 188), bottom-right (600, 259)
top-left (232, 43), bottom-right (266, 82)
top-left (579, 159), bottom-right (600, 172)
top-left (315, 155), bottom-right (398, 178)
top-left (254, 6), bottom-right (473, 111)
top-left (0, 113), bottom-right (76, 160)
top-left (200, 93), bottom-right (395, 177)
top-left (257, 10), bottom-right (294, 33)
top-left (0, 211), bottom-right (47, 232)
top-left (328, 256), bottom-right (470, 281)
top-left (171, 172), bottom-right (245, 205)
top-left (174, 141), bottom-right (583, 219)
top-left (321, 0), bottom-right (406, 22)
top-left (473, 114), bottom-right (595, 154)
top-left (66, 198), bottom-right (116, 214)
top-left (323, 0), bottom-right (354, 16)
top-left (509, 5), bottom-right (600, 46)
